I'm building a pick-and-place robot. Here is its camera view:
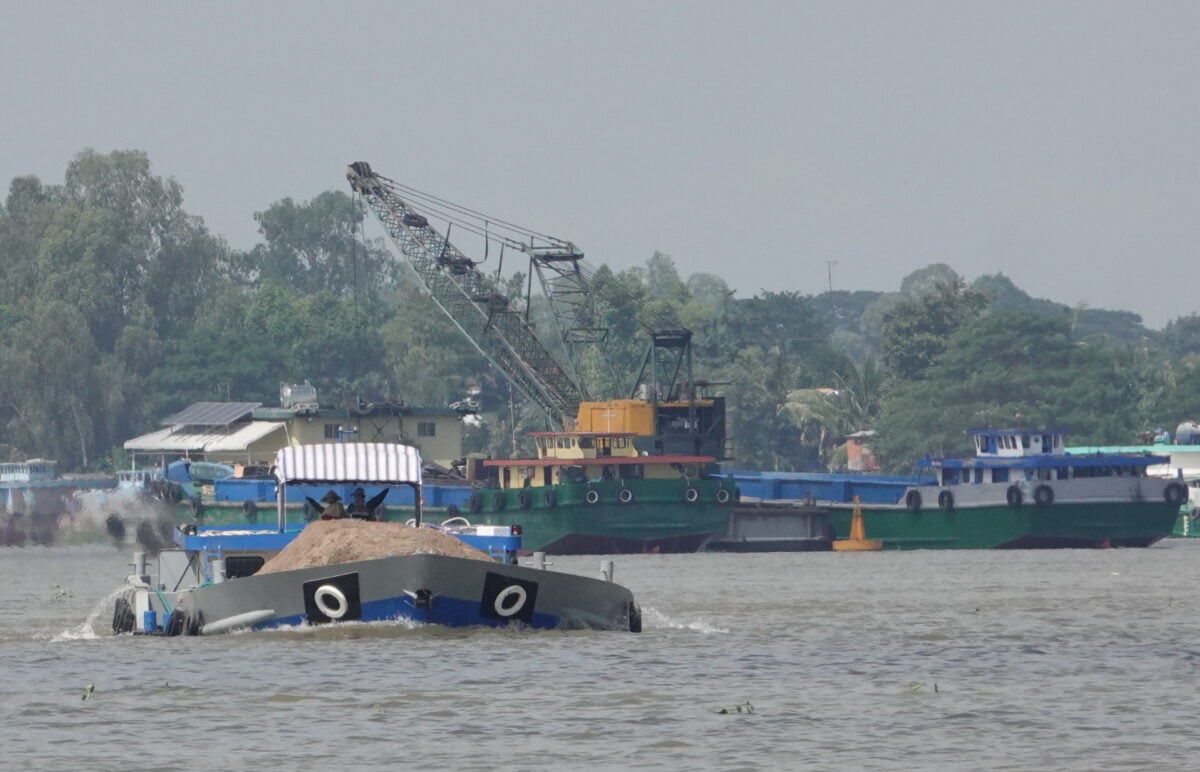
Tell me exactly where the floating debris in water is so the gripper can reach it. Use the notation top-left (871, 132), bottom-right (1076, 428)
top-left (51, 585), bottom-right (71, 601)
top-left (907, 681), bottom-right (925, 692)
top-left (716, 701), bottom-right (754, 715)
top-left (82, 684), bottom-right (95, 701)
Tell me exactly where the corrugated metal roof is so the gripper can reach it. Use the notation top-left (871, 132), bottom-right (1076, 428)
top-left (124, 421), bottom-right (285, 453)
top-left (275, 443), bottom-right (422, 485)
top-left (161, 402), bottom-right (262, 427)
top-left (205, 422), bottom-right (286, 452)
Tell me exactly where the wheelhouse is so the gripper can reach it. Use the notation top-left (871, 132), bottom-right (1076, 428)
top-left (483, 431), bottom-right (715, 491)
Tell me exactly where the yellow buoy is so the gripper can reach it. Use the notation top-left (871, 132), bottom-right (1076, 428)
top-left (833, 495), bottom-right (882, 551)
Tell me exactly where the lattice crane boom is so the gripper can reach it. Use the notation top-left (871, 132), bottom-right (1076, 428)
top-left (347, 162), bottom-right (584, 427)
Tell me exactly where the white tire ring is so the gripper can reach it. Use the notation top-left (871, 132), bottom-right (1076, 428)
top-left (314, 584), bottom-right (349, 619)
top-left (493, 585), bottom-right (528, 618)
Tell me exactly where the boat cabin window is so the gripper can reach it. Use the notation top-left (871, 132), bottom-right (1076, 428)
top-left (556, 437), bottom-right (565, 449)
top-left (1056, 468), bottom-right (1068, 480)
top-left (991, 468), bottom-right (1009, 483)
top-left (941, 469), bottom-right (959, 485)
top-left (974, 468), bottom-right (984, 483)
top-left (1036, 468), bottom-right (1051, 481)
top-left (619, 463), bottom-right (644, 480)
top-left (1021, 435), bottom-right (1031, 449)
top-left (579, 438), bottom-right (594, 449)
top-left (224, 555), bottom-right (265, 579)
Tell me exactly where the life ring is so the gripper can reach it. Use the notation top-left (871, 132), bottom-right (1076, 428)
top-left (467, 493), bottom-right (482, 515)
top-left (313, 584), bottom-right (349, 620)
top-left (1006, 485), bottom-right (1023, 507)
top-left (1165, 482), bottom-right (1187, 507)
top-left (543, 490), bottom-right (558, 507)
top-left (584, 489), bottom-right (601, 505)
top-left (518, 490), bottom-right (532, 510)
top-left (618, 487), bottom-right (635, 504)
top-left (491, 492), bottom-right (506, 512)
top-left (1034, 484), bottom-right (1054, 507)
top-left (683, 487), bottom-right (699, 503)
top-left (493, 585), bottom-right (527, 618)
top-left (905, 489), bottom-right (922, 512)
top-left (715, 488), bottom-right (732, 505)
top-left (938, 490), bottom-right (954, 511)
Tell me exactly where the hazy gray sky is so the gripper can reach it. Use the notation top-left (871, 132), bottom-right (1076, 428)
top-left (3, 1), bottom-right (1196, 327)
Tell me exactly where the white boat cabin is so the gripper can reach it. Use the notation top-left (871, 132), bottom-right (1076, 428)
top-left (971, 429), bottom-right (1064, 458)
top-left (0, 460), bottom-right (57, 483)
top-left (928, 429), bottom-right (1158, 487)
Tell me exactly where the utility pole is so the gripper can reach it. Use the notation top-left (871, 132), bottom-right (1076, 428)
top-left (824, 261), bottom-right (837, 294)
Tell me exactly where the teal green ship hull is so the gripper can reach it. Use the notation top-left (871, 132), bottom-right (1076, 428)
top-left (467, 478), bottom-right (734, 554)
top-left (828, 500), bottom-right (1180, 550)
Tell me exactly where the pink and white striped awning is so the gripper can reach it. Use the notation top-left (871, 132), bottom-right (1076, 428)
top-left (273, 443), bottom-right (423, 485)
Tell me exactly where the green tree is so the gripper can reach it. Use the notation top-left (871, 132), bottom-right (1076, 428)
top-left (246, 191), bottom-right (397, 303)
top-left (880, 277), bottom-right (988, 381)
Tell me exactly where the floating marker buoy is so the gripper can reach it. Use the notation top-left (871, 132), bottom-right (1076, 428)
top-left (833, 496), bottom-right (882, 552)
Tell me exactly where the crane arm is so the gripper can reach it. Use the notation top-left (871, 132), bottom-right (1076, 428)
top-left (347, 162), bottom-right (583, 426)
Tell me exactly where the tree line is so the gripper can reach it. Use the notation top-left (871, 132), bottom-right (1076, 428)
top-left (2, 149), bottom-right (1198, 473)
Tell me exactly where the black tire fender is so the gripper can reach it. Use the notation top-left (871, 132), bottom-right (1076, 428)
top-left (905, 489), bottom-right (922, 512)
top-left (938, 490), bottom-right (954, 511)
top-left (1034, 484), bottom-right (1054, 507)
top-left (1006, 485), bottom-right (1023, 507)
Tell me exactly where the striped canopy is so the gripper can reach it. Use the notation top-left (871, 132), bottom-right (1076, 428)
top-left (273, 443), bottom-right (423, 486)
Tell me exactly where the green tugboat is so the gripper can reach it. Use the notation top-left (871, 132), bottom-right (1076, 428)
top-left (728, 429), bottom-right (1185, 550)
top-left (469, 430), bottom-right (735, 554)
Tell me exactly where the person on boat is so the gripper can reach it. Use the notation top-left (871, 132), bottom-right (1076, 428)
top-left (345, 487), bottom-right (388, 520)
top-left (320, 490), bottom-right (347, 520)
top-left (346, 487), bottom-right (373, 520)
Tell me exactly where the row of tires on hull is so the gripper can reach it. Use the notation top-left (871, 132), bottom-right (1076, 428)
top-left (904, 481), bottom-right (1188, 512)
top-left (112, 595), bottom-right (203, 636)
top-left (456, 484), bottom-right (740, 516)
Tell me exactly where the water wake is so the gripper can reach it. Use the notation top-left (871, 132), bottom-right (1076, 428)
top-left (53, 585), bottom-right (127, 642)
top-left (640, 606), bottom-right (730, 634)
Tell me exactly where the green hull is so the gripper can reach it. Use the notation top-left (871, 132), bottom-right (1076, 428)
top-left (180, 477), bottom-right (736, 555)
top-left (467, 478), bottom-right (733, 554)
top-left (829, 501), bottom-right (1180, 550)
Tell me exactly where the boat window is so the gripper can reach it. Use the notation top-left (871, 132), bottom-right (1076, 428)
top-left (1037, 468), bottom-right (1051, 480)
top-left (1056, 468), bottom-right (1068, 480)
top-left (224, 555), bottom-right (265, 579)
top-left (991, 468), bottom-right (1010, 483)
top-left (614, 437), bottom-right (628, 449)
top-left (974, 468), bottom-right (984, 484)
top-left (1022, 435), bottom-right (1031, 449)
top-left (619, 463), bottom-right (643, 480)
top-left (579, 438), bottom-right (594, 449)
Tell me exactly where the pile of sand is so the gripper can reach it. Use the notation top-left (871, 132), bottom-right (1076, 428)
top-left (258, 519), bottom-right (490, 574)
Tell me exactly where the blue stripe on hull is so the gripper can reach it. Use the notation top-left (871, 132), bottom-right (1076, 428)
top-left (256, 594), bottom-right (560, 631)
